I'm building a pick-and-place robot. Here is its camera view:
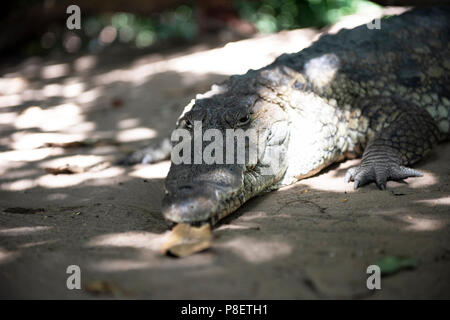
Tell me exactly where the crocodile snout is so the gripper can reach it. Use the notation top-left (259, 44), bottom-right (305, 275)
top-left (162, 183), bottom-right (220, 223)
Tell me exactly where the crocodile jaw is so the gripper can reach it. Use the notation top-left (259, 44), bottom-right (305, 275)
top-left (161, 126), bottom-right (290, 225)
top-left (161, 158), bottom-right (288, 225)
top-left (161, 164), bottom-right (246, 224)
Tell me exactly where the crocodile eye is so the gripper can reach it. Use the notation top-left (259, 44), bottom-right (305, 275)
top-left (238, 115), bottom-right (250, 125)
top-left (184, 119), bottom-right (193, 129)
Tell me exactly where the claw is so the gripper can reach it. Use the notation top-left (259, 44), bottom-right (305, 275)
top-left (344, 170), bottom-right (353, 183)
top-left (375, 171), bottom-right (388, 190)
top-left (345, 161), bottom-right (423, 190)
top-left (142, 154), bottom-right (153, 164)
top-left (390, 166), bottom-right (423, 180)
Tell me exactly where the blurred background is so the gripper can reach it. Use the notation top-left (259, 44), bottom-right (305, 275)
top-left (2, 0), bottom-right (448, 63)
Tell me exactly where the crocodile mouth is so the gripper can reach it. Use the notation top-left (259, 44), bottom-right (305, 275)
top-left (161, 177), bottom-right (247, 225)
top-left (161, 162), bottom-right (285, 226)
top-left (161, 160), bottom-right (262, 225)
top-left (208, 188), bottom-right (247, 225)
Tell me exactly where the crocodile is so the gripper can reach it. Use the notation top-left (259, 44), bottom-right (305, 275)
top-left (123, 6), bottom-right (450, 226)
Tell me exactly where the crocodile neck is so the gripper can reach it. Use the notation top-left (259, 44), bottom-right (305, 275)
top-left (272, 88), bottom-right (358, 187)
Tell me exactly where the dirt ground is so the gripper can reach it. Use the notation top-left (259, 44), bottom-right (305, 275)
top-left (0, 7), bottom-right (449, 299)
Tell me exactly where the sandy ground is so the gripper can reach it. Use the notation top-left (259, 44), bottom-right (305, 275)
top-left (0, 8), bottom-right (449, 299)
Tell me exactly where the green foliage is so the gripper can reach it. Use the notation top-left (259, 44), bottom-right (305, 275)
top-left (375, 256), bottom-right (417, 276)
top-left (84, 5), bottom-right (197, 50)
top-left (235, 0), bottom-right (378, 33)
top-left (15, 0), bottom-right (381, 56)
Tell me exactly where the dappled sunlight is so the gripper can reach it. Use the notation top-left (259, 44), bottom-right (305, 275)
top-left (58, 121), bottom-right (97, 134)
top-left (0, 248), bottom-right (19, 265)
top-left (42, 81), bottom-right (85, 98)
top-left (0, 148), bottom-right (64, 162)
top-left (73, 55), bottom-right (98, 73)
top-left (402, 171), bottom-right (439, 189)
top-left (118, 118), bottom-right (140, 129)
top-left (86, 231), bottom-right (216, 272)
top-left (0, 111), bottom-right (17, 124)
top-left (0, 77), bottom-right (28, 95)
top-left (87, 230), bottom-right (292, 271)
top-left (18, 239), bottom-right (58, 249)
top-left (87, 231), bottom-right (168, 251)
top-left (39, 154), bottom-right (106, 170)
top-left (46, 193), bottom-right (69, 201)
top-left (401, 215), bottom-right (447, 232)
top-left (0, 151), bottom-right (122, 190)
top-left (116, 127), bottom-right (157, 143)
top-left (0, 94), bottom-right (23, 108)
top-left (215, 223), bottom-right (260, 231)
top-left (89, 259), bottom-right (158, 272)
top-left (416, 196), bottom-right (450, 206)
top-left (10, 132), bottom-right (86, 150)
top-left (367, 207), bottom-right (449, 232)
top-left (285, 158), bottom-right (440, 192)
top-left (37, 166), bottom-right (125, 189)
top-left (1, 166), bottom-right (124, 191)
top-left (1, 178), bottom-right (37, 191)
top-left (15, 104), bottom-right (84, 131)
top-left (40, 63), bottom-right (70, 79)
top-left (304, 53), bottom-right (340, 89)
top-left (89, 254), bottom-right (215, 272)
top-left (152, 29), bottom-right (316, 76)
top-left (91, 28), bottom-right (317, 87)
top-left (130, 161), bottom-right (171, 179)
top-left (42, 83), bottom-right (63, 97)
top-left (284, 160), bottom-right (360, 193)
top-left (216, 237), bottom-right (292, 263)
top-left (0, 226), bottom-right (52, 236)
top-left (75, 86), bottom-right (104, 105)
top-left (237, 211), bottom-right (269, 221)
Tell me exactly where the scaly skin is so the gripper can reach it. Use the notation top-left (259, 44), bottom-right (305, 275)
top-left (123, 6), bottom-right (450, 225)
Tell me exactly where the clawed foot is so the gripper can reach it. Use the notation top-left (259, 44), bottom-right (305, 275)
top-left (117, 138), bottom-right (171, 166)
top-left (345, 163), bottom-right (423, 190)
top-left (117, 149), bottom-right (148, 165)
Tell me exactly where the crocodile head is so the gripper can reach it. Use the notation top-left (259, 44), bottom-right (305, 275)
top-left (161, 79), bottom-right (292, 225)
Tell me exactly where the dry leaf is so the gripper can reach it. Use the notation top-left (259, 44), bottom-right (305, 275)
top-left (44, 138), bottom-right (119, 149)
top-left (84, 280), bottom-right (120, 295)
top-left (161, 223), bottom-right (212, 257)
top-left (111, 97), bottom-right (124, 108)
top-left (44, 141), bottom-right (87, 148)
top-left (45, 165), bottom-right (84, 175)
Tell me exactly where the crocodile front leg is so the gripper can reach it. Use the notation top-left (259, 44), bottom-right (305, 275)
top-left (118, 138), bottom-right (171, 165)
top-left (345, 99), bottom-right (441, 190)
